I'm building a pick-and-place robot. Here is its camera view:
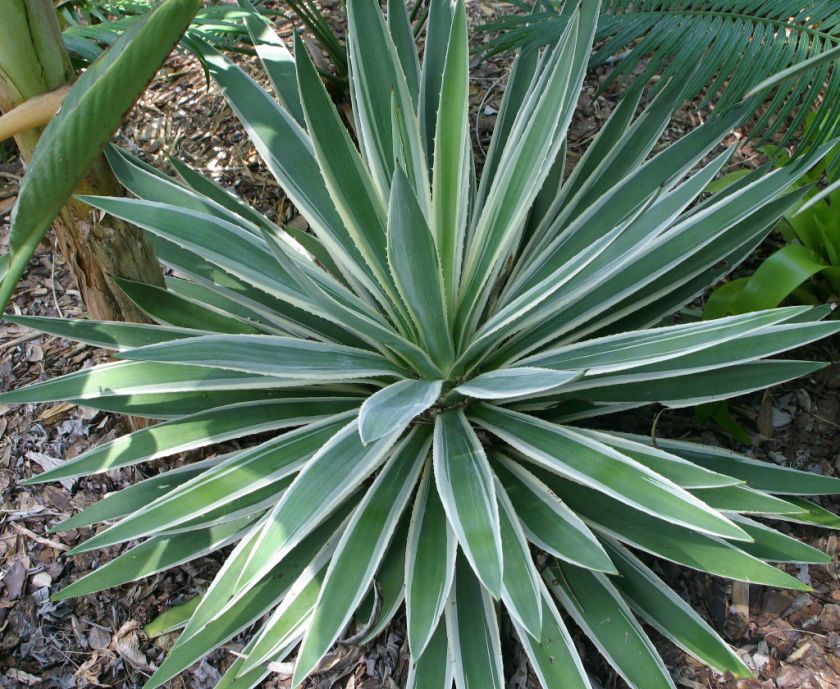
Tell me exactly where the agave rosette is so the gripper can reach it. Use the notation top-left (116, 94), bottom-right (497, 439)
top-left (6, 0), bottom-right (840, 687)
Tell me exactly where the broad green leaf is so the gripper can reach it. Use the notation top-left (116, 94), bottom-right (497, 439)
top-left (433, 410), bottom-right (502, 596)
top-left (0, 0), bottom-right (200, 311)
top-left (496, 476), bottom-right (542, 638)
top-left (388, 168), bottom-right (455, 369)
top-left (604, 540), bottom-right (751, 678)
top-left (405, 465), bottom-right (457, 658)
top-left (547, 563), bottom-right (676, 689)
top-left (25, 400), bottom-right (356, 483)
top-left (493, 456), bottom-right (615, 573)
top-left (446, 555), bottom-right (504, 689)
top-left (293, 428), bottom-right (429, 684)
top-left (472, 405), bottom-right (748, 541)
top-left (386, 0), bottom-right (421, 103)
top-left (419, 0), bottom-right (453, 158)
top-left (120, 333), bottom-right (405, 379)
top-left (455, 367), bottom-right (581, 399)
top-left (359, 379), bottom-right (442, 444)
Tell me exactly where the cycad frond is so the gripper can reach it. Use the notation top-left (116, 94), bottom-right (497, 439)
top-left (480, 0), bottom-right (840, 152)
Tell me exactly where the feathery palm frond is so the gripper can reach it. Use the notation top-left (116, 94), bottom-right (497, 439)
top-left (480, 0), bottom-right (840, 153)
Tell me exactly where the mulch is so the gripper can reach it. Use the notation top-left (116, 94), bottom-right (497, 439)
top-left (1, 2), bottom-right (839, 688)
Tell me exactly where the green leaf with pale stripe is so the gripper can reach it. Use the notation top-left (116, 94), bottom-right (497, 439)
top-left (359, 379), bottom-right (442, 444)
top-left (547, 563), bottom-right (676, 689)
top-left (447, 555), bottom-right (504, 689)
top-left (25, 400), bottom-right (356, 483)
top-left (455, 367), bottom-right (581, 399)
top-left (293, 428), bottom-right (429, 684)
top-left (405, 464), bottom-right (457, 658)
top-left (604, 540), bottom-right (751, 678)
top-left (433, 410), bottom-right (502, 596)
top-left (472, 405), bottom-right (748, 541)
top-left (121, 334), bottom-right (405, 379)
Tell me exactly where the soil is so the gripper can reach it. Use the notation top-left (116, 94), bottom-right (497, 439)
top-left (1, 3), bottom-right (839, 688)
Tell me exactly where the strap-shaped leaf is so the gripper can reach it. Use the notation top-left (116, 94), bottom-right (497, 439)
top-left (457, 12), bottom-right (582, 337)
top-left (522, 307), bottom-right (808, 373)
top-left (433, 410), bottom-right (503, 596)
top-left (572, 429), bottom-right (741, 489)
top-left (224, 421), bottom-right (407, 626)
top-left (294, 32), bottom-right (405, 326)
top-left (25, 400), bottom-right (357, 483)
top-left (496, 476), bottom-right (542, 638)
top-left (145, 513), bottom-right (345, 689)
top-left (472, 405), bottom-right (748, 541)
top-left (359, 379), bottom-right (442, 444)
top-left (0, 0), bottom-right (200, 310)
top-left (238, 545), bottom-right (328, 675)
top-left (455, 367), bottom-right (581, 399)
top-left (4, 314), bottom-right (201, 351)
top-left (388, 168), bottom-right (455, 369)
top-left (627, 435), bottom-right (840, 496)
top-left (547, 563), bottom-right (676, 689)
top-left (0, 361), bottom-right (306, 406)
top-left (493, 456), bottom-right (615, 573)
top-left (691, 485), bottom-right (804, 515)
top-left (405, 464), bottom-right (457, 658)
top-left (72, 415), bottom-right (351, 551)
top-left (346, 0), bottom-right (429, 206)
top-left (776, 498), bottom-right (840, 529)
top-left (120, 333), bottom-right (406, 379)
top-left (539, 469), bottom-right (810, 592)
top-left (191, 41), bottom-right (385, 303)
top-left (447, 555), bottom-right (504, 689)
top-left (386, 0), bottom-right (421, 104)
top-left (237, 0), bottom-right (304, 124)
top-left (79, 195), bottom-right (354, 344)
top-left (419, 0), bottom-right (453, 158)
top-left (604, 540), bottom-right (751, 678)
top-left (55, 515), bottom-right (256, 600)
top-left (407, 619), bottom-right (454, 689)
top-left (516, 577), bottom-right (593, 689)
top-left (54, 456), bottom-right (220, 531)
top-left (432, 0), bottom-right (470, 309)
top-left (730, 516), bottom-right (831, 564)
top-left (293, 428), bottom-right (430, 684)
top-left (114, 277), bottom-right (263, 334)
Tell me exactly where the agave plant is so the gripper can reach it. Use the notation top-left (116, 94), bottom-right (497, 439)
top-left (6, 0), bottom-right (840, 687)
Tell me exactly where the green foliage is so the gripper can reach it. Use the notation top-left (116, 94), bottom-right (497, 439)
top-left (5, 1), bottom-right (840, 688)
top-left (479, 0), bottom-right (840, 154)
top-left (0, 0), bottom-right (201, 313)
top-left (706, 142), bottom-right (840, 317)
